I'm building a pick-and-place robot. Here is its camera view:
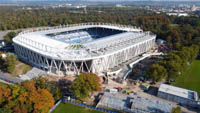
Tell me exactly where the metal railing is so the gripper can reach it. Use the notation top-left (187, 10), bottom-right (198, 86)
top-left (18, 22), bottom-right (141, 35)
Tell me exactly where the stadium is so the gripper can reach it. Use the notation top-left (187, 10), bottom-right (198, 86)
top-left (13, 23), bottom-right (156, 76)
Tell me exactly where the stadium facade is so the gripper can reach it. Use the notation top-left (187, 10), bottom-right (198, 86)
top-left (13, 23), bottom-right (156, 76)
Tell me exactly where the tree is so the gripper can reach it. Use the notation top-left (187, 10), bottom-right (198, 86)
top-left (17, 91), bottom-right (34, 112)
top-left (3, 35), bottom-right (10, 44)
top-left (165, 52), bottom-right (185, 71)
top-left (0, 86), bottom-right (11, 104)
top-left (18, 81), bottom-right (54, 113)
top-left (190, 45), bottom-right (199, 61)
top-left (171, 106), bottom-right (181, 113)
top-left (71, 73), bottom-right (101, 100)
top-left (12, 106), bottom-right (27, 113)
top-left (34, 77), bottom-right (62, 101)
top-left (34, 77), bottom-right (48, 89)
top-left (159, 52), bottom-right (185, 80)
top-left (4, 54), bottom-right (18, 73)
top-left (0, 108), bottom-right (13, 113)
top-left (53, 86), bottom-right (62, 101)
top-left (0, 54), bottom-right (5, 69)
top-left (22, 81), bottom-right (36, 93)
top-left (161, 24), bottom-right (171, 31)
top-left (147, 64), bottom-right (168, 82)
top-left (193, 37), bottom-right (200, 47)
top-left (3, 32), bottom-right (17, 44)
top-left (9, 85), bottom-right (21, 99)
top-left (33, 89), bottom-right (54, 113)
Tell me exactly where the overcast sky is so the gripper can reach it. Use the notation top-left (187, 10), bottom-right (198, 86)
top-left (8, 0), bottom-right (200, 1)
top-left (3, 0), bottom-right (200, 3)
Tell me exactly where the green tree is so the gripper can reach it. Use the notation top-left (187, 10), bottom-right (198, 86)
top-left (54, 86), bottom-right (62, 101)
top-left (34, 77), bottom-right (48, 89)
top-left (3, 32), bottom-right (16, 44)
top-left (147, 64), bottom-right (168, 82)
top-left (71, 73), bottom-right (101, 100)
top-left (34, 77), bottom-right (62, 101)
top-left (0, 108), bottom-right (13, 113)
top-left (4, 54), bottom-right (17, 73)
top-left (3, 35), bottom-right (10, 44)
top-left (192, 37), bottom-right (200, 47)
top-left (9, 85), bottom-right (21, 99)
top-left (165, 52), bottom-right (185, 72)
top-left (171, 106), bottom-right (181, 113)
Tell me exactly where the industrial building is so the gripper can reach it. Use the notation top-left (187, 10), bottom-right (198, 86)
top-left (13, 23), bottom-right (156, 76)
top-left (97, 92), bottom-right (172, 113)
top-left (158, 84), bottom-right (199, 107)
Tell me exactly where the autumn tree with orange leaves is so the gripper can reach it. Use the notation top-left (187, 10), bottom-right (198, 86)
top-left (0, 81), bottom-right (54, 113)
top-left (0, 85), bottom-right (11, 104)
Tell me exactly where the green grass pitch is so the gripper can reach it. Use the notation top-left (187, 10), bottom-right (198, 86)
top-left (172, 60), bottom-right (200, 94)
top-left (52, 102), bottom-right (104, 113)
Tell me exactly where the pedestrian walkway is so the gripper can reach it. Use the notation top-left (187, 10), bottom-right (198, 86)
top-left (0, 71), bottom-right (22, 84)
top-left (19, 67), bottom-right (46, 80)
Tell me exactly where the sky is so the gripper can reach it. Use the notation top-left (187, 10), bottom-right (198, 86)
top-left (2, 0), bottom-right (200, 3)
top-left (7, 0), bottom-right (200, 1)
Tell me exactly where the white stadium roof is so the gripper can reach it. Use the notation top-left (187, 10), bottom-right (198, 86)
top-left (13, 23), bottom-right (156, 60)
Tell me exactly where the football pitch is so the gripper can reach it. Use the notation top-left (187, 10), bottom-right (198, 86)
top-left (52, 102), bottom-right (104, 113)
top-left (172, 60), bottom-right (200, 94)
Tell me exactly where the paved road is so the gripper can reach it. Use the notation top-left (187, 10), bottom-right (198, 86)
top-left (0, 71), bottom-right (23, 84)
top-left (0, 31), bottom-right (10, 40)
top-left (0, 30), bottom-right (20, 40)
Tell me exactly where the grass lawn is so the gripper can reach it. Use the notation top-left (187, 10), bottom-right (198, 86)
top-left (12, 61), bottom-right (32, 76)
top-left (0, 81), bottom-right (7, 86)
top-left (52, 102), bottom-right (104, 113)
top-left (172, 60), bottom-right (200, 94)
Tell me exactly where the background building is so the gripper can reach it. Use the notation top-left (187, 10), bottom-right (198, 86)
top-left (158, 84), bottom-right (199, 107)
top-left (97, 92), bottom-right (172, 113)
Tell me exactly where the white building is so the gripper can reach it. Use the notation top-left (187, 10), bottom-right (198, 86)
top-left (97, 92), bottom-right (173, 113)
top-left (167, 13), bottom-right (189, 17)
top-left (13, 23), bottom-right (156, 76)
top-left (158, 84), bottom-right (199, 107)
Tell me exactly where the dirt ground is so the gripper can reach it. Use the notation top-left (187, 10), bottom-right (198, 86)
top-left (102, 79), bottom-right (198, 113)
top-left (43, 74), bottom-right (198, 113)
top-left (44, 75), bottom-right (76, 82)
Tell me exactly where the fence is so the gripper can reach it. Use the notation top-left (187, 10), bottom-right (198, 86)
top-left (49, 99), bottom-right (62, 113)
top-left (63, 99), bottom-right (116, 113)
top-left (19, 22), bottom-right (141, 35)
